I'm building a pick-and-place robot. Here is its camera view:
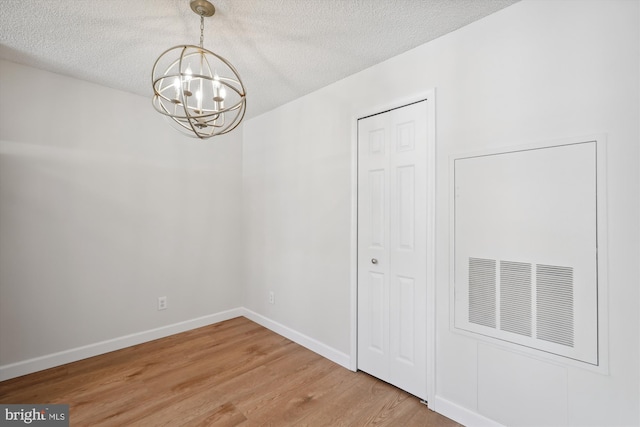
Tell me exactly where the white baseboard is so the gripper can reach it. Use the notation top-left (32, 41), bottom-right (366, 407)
top-left (434, 395), bottom-right (505, 427)
top-left (241, 308), bottom-right (351, 369)
top-left (0, 308), bottom-right (244, 381)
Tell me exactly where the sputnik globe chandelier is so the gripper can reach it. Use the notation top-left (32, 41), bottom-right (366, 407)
top-left (151, 0), bottom-right (246, 139)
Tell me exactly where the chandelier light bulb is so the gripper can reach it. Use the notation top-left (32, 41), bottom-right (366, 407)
top-left (213, 74), bottom-right (224, 103)
top-left (172, 77), bottom-right (181, 102)
top-left (196, 89), bottom-right (203, 112)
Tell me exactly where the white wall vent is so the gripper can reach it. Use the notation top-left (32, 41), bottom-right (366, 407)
top-left (500, 260), bottom-right (532, 337)
top-left (536, 264), bottom-right (574, 347)
top-left (467, 258), bottom-right (574, 345)
top-left (452, 139), bottom-right (605, 366)
top-left (468, 257), bottom-right (496, 328)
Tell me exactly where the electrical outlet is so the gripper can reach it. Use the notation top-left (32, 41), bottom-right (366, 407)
top-left (269, 291), bottom-right (275, 304)
top-left (158, 296), bottom-right (167, 310)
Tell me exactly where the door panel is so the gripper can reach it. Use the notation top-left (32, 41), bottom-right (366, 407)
top-left (397, 165), bottom-right (415, 250)
top-left (369, 170), bottom-right (386, 248)
top-left (368, 271), bottom-right (385, 354)
top-left (396, 275), bottom-right (415, 363)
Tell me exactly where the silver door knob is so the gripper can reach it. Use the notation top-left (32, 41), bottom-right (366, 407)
top-left (371, 258), bottom-right (378, 264)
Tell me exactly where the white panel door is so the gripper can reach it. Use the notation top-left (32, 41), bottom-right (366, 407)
top-left (357, 101), bottom-right (428, 399)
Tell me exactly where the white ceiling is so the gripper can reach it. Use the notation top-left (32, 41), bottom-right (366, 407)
top-left (0, 0), bottom-right (518, 119)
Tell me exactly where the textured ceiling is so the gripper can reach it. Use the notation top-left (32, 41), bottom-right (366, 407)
top-left (0, 0), bottom-right (518, 119)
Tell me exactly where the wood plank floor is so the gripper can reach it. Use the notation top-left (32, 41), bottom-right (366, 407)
top-left (0, 317), bottom-right (462, 426)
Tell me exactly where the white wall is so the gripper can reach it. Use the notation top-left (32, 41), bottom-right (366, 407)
top-left (242, 98), bottom-right (354, 355)
top-left (0, 60), bottom-right (243, 375)
top-left (242, 1), bottom-right (639, 426)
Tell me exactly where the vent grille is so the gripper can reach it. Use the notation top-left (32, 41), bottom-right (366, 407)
top-left (468, 257), bottom-right (496, 328)
top-left (466, 258), bottom-right (576, 349)
top-left (500, 261), bottom-right (532, 337)
top-left (536, 264), bottom-right (574, 347)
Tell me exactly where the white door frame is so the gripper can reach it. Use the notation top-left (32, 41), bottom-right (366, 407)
top-left (350, 89), bottom-right (437, 405)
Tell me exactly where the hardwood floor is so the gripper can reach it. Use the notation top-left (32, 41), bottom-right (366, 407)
top-left (0, 317), bottom-right (462, 426)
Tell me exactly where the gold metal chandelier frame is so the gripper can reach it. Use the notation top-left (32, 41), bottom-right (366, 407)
top-left (151, 0), bottom-right (246, 139)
